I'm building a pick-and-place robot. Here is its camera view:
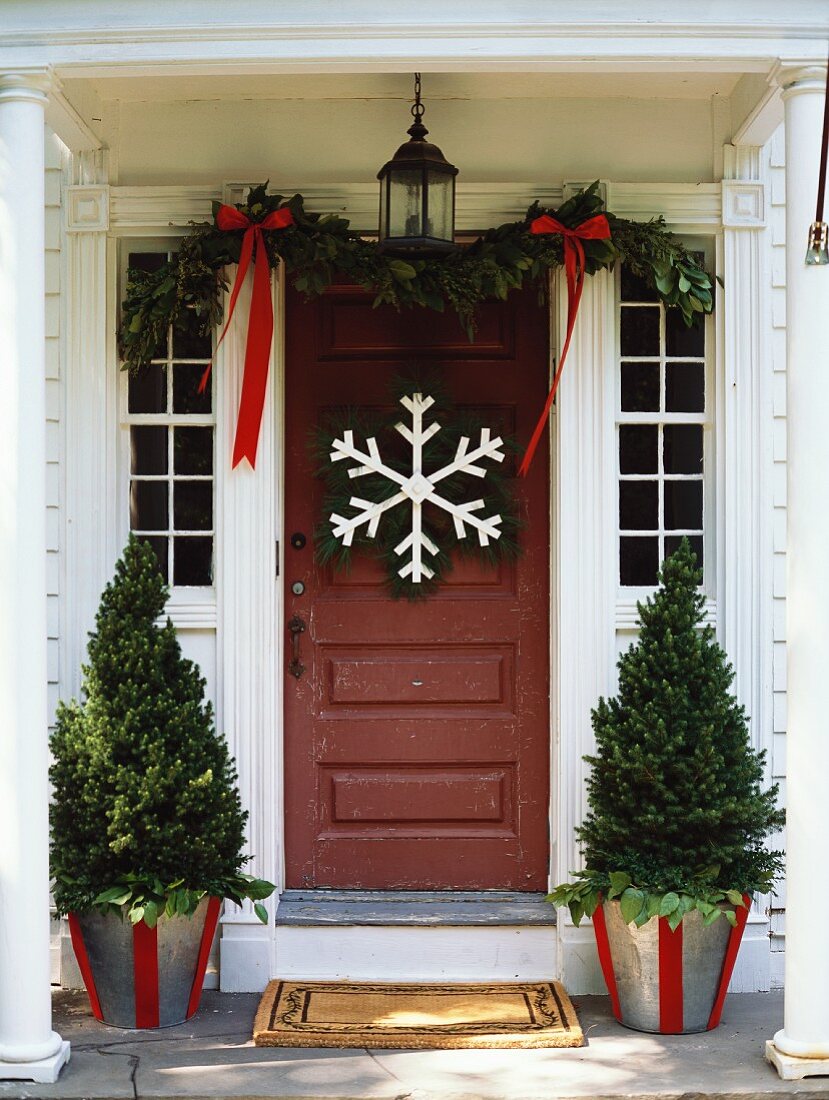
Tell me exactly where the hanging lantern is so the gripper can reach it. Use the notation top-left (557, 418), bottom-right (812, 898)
top-left (377, 73), bottom-right (458, 258)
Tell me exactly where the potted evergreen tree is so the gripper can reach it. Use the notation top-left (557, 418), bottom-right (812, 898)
top-left (549, 540), bottom-right (784, 1034)
top-left (50, 536), bottom-right (274, 1028)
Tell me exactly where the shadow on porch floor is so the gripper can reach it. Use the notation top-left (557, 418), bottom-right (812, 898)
top-left (1, 989), bottom-right (826, 1099)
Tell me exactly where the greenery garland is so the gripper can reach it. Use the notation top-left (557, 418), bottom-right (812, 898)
top-left (118, 181), bottom-right (716, 374)
top-left (314, 374), bottom-right (520, 599)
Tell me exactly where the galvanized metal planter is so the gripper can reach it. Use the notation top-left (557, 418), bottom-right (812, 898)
top-left (68, 896), bottom-right (221, 1029)
top-left (592, 898), bottom-right (749, 1034)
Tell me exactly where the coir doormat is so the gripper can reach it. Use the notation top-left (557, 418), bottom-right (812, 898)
top-left (253, 980), bottom-right (584, 1049)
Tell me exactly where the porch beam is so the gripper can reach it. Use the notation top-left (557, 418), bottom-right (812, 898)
top-left (0, 66), bottom-right (70, 1083)
top-left (766, 59), bottom-right (829, 1081)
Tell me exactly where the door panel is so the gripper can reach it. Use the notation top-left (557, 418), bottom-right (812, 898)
top-left (284, 285), bottom-right (550, 890)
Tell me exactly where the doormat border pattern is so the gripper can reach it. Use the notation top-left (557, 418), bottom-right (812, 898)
top-left (253, 979), bottom-right (584, 1049)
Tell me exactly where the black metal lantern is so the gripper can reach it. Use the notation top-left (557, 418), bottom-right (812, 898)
top-left (377, 73), bottom-right (458, 258)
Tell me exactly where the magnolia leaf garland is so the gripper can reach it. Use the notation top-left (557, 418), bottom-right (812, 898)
top-left (315, 381), bottom-right (521, 598)
top-left (118, 181), bottom-right (716, 378)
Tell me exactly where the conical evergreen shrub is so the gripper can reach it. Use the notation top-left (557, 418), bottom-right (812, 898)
top-left (550, 539), bottom-right (784, 928)
top-left (50, 536), bottom-right (273, 925)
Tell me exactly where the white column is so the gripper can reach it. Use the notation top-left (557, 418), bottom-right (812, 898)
top-left (0, 69), bottom-right (70, 1082)
top-left (766, 61), bottom-right (829, 1082)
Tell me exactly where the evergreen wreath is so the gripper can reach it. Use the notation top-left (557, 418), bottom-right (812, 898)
top-left (548, 540), bottom-right (784, 930)
top-left (315, 375), bottom-right (520, 598)
top-left (118, 181), bottom-right (716, 377)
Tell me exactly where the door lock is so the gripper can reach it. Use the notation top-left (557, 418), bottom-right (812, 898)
top-left (287, 614), bottom-right (306, 680)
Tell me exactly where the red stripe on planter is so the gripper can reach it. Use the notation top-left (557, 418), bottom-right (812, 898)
top-left (187, 897), bottom-right (221, 1020)
top-left (706, 894), bottom-right (751, 1030)
top-left (133, 919), bottom-right (160, 1028)
top-left (658, 917), bottom-right (684, 1033)
top-left (67, 914), bottom-right (104, 1021)
top-left (592, 903), bottom-right (622, 1021)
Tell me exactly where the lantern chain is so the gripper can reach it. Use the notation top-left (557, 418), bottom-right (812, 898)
top-left (411, 72), bottom-right (424, 124)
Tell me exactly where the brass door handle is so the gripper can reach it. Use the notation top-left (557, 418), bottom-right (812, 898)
top-left (287, 614), bottom-right (306, 679)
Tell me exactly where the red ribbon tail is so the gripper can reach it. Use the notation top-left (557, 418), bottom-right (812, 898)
top-left (518, 241), bottom-right (586, 477)
top-left (232, 229), bottom-right (274, 469)
top-left (197, 362), bottom-right (212, 394)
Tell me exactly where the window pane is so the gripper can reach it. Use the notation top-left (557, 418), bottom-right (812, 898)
top-left (173, 309), bottom-right (212, 359)
top-left (619, 425), bottom-right (658, 474)
top-left (128, 367), bottom-right (167, 413)
top-left (664, 480), bottom-right (703, 530)
top-left (665, 534), bottom-right (704, 571)
top-left (666, 362), bottom-right (705, 413)
top-left (173, 482), bottom-right (212, 531)
top-left (620, 265), bottom-right (659, 303)
top-left (140, 535), bottom-right (168, 579)
top-left (173, 363), bottom-right (212, 414)
top-left (130, 426), bottom-right (168, 475)
top-left (621, 362), bottom-right (660, 412)
top-left (666, 310), bottom-right (705, 357)
top-left (664, 425), bottom-right (703, 474)
top-left (130, 481), bottom-right (168, 531)
top-left (174, 537), bottom-right (213, 586)
top-left (620, 537), bottom-right (659, 586)
top-left (620, 307), bottom-right (660, 356)
top-left (174, 428), bottom-right (213, 475)
top-left (128, 252), bottom-right (166, 274)
top-left (619, 481), bottom-right (658, 530)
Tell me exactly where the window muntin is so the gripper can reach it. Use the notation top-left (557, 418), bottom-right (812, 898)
top-left (617, 262), bottom-right (710, 588)
top-left (123, 249), bottom-right (215, 588)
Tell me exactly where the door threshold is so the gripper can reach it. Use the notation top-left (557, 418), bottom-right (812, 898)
top-left (275, 889), bottom-right (556, 927)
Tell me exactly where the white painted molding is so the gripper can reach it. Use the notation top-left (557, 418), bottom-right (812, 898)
top-left (45, 80), bottom-right (103, 154)
top-left (553, 269), bottom-right (618, 893)
top-left (163, 599), bottom-right (217, 629)
top-left (65, 185), bottom-right (109, 232)
top-left (111, 181), bottom-right (723, 237)
top-left (722, 181), bottom-right (766, 228)
top-left (216, 265), bottom-right (281, 955)
top-left (615, 597), bottom-right (718, 631)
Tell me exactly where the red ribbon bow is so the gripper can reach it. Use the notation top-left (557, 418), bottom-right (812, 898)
top-left (518, 211), bottom-right (611, 477)
top-left (200, 204), bottom-right (294, 468)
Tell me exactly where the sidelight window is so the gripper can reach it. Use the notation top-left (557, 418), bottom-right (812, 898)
top-left (617, 261), bottom-right (711, 588)
top-left (123, 250), bottom-right (215, 588)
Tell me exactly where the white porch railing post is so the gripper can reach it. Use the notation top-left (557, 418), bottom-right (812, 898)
top-left (766, 60), bottom-right (829, 1081)
top-left (0, 68), bottom-right (70, 1083)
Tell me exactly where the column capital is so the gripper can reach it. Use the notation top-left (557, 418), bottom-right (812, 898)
top-left (769, 59), bottom-right (827, 98)
top-left (0, 67), bottom-right (52, 106)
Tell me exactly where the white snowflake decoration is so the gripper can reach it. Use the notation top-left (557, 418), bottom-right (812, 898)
top-left (329, 392), bottom-right (505, 583)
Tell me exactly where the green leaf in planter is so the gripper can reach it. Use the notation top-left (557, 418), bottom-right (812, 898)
top-left (95, 886), bottom-right (133, 906)
top-left (254, 903), bottom-right (269, 924)
top-left (129, 906), bottom-right (145, 925)
top-left (724, 908), bottom-right (738, 928)
top-left (704, 907), bottom-right (722, 926)
top-left (659, 892), bottom-right (680, 917)
top-left (726, 889), bottom-right (745, 907)
top-left (620, 887), bottom-right (646, 925)
top-left (667, 907), bottom-right (685, 932)
top-left (608, 871), bottom-right (631, 899)
top-left (570, 900), bottom-right (585, 926)
top-left (143, 900), bottom-right (159, 929)
top-left (646, 893), bottom-right (662, 920)
top-left (244, 878), bottom-right (277, 901)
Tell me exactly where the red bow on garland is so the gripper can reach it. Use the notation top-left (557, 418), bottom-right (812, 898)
top-left (518, 211), bottom-right (611, 477)
top-left (200, 204), bottom-right (294, 469)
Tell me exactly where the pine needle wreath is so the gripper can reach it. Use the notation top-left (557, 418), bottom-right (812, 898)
top-left (314, 374), bottom-right (520, 599)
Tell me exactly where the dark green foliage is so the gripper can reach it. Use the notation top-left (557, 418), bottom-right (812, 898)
top-left (119, 183), bottom-right (716, 374)
top-left (50, 537), bottom-right (272, 921)
top-left (549, 540), bottom-right (784, 927)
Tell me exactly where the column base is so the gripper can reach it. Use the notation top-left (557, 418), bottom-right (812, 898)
top-left (0, 1040), bottom-right (70, 1084)
top-left (766, 1040), bottom-right (829, 1081)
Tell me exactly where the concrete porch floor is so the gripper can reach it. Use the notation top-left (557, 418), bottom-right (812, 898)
top-left (2, 990), bottom-right (829, 1100)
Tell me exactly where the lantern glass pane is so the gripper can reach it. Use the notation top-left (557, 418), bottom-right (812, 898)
top-left (426, 172), bottom-right (453, 241)
top-left (388, 169), bottom-right (423, 238)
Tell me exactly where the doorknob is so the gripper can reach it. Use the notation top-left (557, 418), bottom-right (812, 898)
top-left (287, 614), bottom-right (306, 680)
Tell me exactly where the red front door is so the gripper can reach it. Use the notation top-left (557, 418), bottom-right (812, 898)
top-left (283, 285), bottom-right (550, 890)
